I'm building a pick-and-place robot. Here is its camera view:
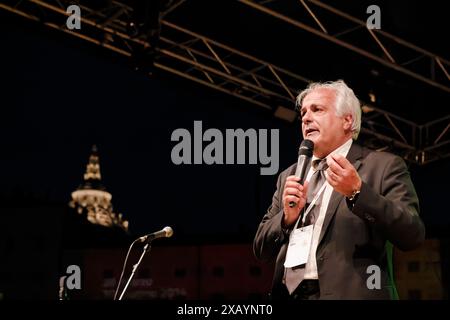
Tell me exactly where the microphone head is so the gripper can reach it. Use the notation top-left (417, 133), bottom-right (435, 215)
top-left (163, 226), bottom-right (174, 238)
top-left (298, 139), bottom-right (314, 157)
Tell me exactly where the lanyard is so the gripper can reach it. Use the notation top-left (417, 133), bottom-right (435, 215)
top-left (293, 180), bottom-right (329, 229)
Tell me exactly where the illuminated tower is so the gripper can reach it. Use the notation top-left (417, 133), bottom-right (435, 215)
top-left (69, 145), bottom-right (128, 231)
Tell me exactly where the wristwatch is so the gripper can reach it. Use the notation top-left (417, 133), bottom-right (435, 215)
top-left (346, 189), bottom-right (360, 208)
top-left (347, 189), bottom-right (360, 202)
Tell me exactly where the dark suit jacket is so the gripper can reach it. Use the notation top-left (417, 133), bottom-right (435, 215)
top-left (253, 143), bottom-right (425, 299)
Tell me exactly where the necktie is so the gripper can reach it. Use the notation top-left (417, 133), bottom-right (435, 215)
top-left (284, 158), bottom-right (328, 294)
top-left (304, 158), bottom-right (328, 225)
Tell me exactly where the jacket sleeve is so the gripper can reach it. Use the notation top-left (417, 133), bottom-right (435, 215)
top-left (351, 155), bottom-right (425, 251)
top-left (253, 171), bottom-right (290, 261)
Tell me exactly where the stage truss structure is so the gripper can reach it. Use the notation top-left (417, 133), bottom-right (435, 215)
top-left (1, 0), bottom-right (449, 165)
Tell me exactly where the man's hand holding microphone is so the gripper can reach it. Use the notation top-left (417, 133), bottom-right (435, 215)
top-left (282, 139), bottom-right (313, 228)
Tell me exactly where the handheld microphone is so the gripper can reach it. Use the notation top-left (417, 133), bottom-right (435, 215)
top-left (289, 139), bottom-right (314, 208)
top-left (138, 226), bottom-right (174, 243)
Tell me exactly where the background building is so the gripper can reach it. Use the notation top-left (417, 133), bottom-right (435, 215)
top-left (70, 145), bottom-right (128, 231)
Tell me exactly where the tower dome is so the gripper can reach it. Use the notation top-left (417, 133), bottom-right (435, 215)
top-left (69, 145), bottom-right (128, 231)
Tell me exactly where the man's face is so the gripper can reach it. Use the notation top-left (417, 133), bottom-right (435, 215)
top-left (300, 88), bottom-right (352, 158)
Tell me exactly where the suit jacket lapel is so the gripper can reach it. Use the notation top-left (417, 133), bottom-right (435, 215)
top-left (317, 143), bottom-right (364, 246)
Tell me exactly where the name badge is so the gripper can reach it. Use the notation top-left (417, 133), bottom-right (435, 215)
top-left (284, 225), bottom-right (314, 268)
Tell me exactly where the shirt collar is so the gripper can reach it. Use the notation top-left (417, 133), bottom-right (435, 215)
top-left (312, 138), bottom-right (353, 168)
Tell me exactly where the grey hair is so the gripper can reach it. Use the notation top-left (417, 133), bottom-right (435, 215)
top-left (296, 80), bottom-right (361, 140)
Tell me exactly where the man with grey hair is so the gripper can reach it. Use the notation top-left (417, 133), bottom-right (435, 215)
top-left (254, 80), bottom-right (425, 300)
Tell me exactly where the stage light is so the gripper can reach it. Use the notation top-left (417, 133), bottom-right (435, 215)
top-left (361, 105), bottom-right (375, 114)
top-left (274, 105), bottom-right (298, 122)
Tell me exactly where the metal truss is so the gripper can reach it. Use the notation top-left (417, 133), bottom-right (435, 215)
top-left (238, 0), bottom-right (450, 94)
top-left (421, 115), bottom-right (450, 164)
top-left (358, 106), bottom-right (450, 164)
top-left (1, 0), bottom-right (449, 165)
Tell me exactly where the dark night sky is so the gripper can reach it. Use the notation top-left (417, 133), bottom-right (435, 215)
top-left (0, 2), bottom-right (449, 242)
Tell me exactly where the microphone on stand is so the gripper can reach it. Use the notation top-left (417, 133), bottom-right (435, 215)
top-left (113, 226), bottom-right (174, 301)
top-left (138, 226), bottom-right (173, 243)
top-left (289, 139), bottom-right (314, 208)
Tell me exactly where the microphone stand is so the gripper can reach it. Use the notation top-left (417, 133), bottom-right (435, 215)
top-left (118, 242), bottom-right (152, 301)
